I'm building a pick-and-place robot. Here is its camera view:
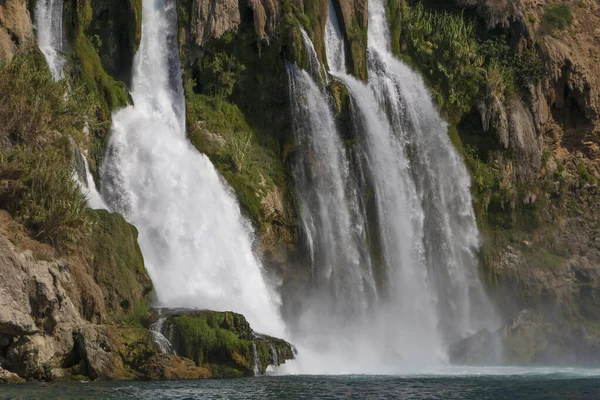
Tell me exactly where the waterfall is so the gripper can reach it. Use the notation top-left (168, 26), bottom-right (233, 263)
top-left (149, 310), bottom-right (175, 355)
top-left (251, 343), bottom-right (262, 376)
top-left (361, 0), bottom-right (499, 344)
top-left (284, 0), bottom-right (499, 373)
top-left (286, 59), bottom-right (378, 364)
top-left (35, 0), bottom-right (66, 80)
top-left (324, 0), bottom-right (346, 74)
top-left (101, 0), bottom-right (285, 337)
top-left (269, 343), bottom-right (279, 366)
top-left (73, 143), bottom-right (110, 210)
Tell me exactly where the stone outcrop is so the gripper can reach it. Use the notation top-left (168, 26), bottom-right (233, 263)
top-left (0, 0), bottom-right (34, 61)
top-left (0, 366), bottom-right (25, 384)
top-left (68, 0), bottom-right (142, 86)
top-left (0, 211), bottom-right (156, 382)
top-left (450, 309), bottom-right (600, 366)
top-left (151, 309), bottom-right (295, 377)
top-left (190, 0), bottom-right (241, 45)
top-left (0, 227), bottom-right (106, 380)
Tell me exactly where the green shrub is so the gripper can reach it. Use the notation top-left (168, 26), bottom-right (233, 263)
top-left (0, 145), bottom-right (91, 247)
top-left (199, 51), bottom-right (246, 97)
top-left (400, 4), bottom-right (484, 115)
top-left (543, 4), bottom-right (573, 31)
top-left (0, 54), bottom-right (106, 249)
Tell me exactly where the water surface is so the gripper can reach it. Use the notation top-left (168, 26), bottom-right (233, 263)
top-left (2, 371), bottom-right (599, 399)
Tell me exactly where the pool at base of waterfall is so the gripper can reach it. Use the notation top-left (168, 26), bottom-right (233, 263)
top-left (3, 369), bottom-right (600, 399)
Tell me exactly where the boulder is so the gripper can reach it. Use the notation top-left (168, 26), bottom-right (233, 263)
top-left (0, 366), bottom-right (25, 384)
top-left (151, 308), bottom-right (295, 377)
top-left (449, 309), bottom-right (600, 366)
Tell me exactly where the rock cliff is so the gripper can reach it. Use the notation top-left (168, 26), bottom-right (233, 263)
top-left (0, 0), bottom-right (34, 60)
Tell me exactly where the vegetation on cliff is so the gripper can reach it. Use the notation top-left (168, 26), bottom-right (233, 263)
top-left (0, 54), bottom-right (100, 248)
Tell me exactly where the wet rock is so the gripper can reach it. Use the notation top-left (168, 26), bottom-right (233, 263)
top-left (141, 354), bottom-right (211, 380)
top-left (151, 308), bottom-right (295, 377)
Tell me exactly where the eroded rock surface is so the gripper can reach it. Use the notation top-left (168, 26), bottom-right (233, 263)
top-left (0, 0), bottom-right (34, 60)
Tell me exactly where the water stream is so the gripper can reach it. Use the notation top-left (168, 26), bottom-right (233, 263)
top-left (100, 0), bottom-right (285, 337)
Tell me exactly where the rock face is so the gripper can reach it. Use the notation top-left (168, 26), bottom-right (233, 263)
top-left (190, 0), bottom-right (241, 45)
top-left (152, 309), bottom-right (295, 377)
top-left (333, 0), bottom-right (368, 79)
top-left (450, 309), bottom-right (600, 366)
top-left (0, 0), bottom-right (34, 61)
top-left (141, 354), bottom-right (212, 380)
top-left (0, 228), bottom-right (107, 380)
top-left (76, 0), bottom-right (142, 85)
top-left (0, 211), bottom-right (155, 382)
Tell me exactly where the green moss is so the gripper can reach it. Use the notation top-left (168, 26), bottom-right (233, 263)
top-left (386, 0), bottom-right (404, 56)
top-left (65, 0), bottom-right (130, 120)
top-left (169, 314), bottom-right (253, 377)
top-left (88, 209), bottom-right (153, 317)
top-left (116, 327), bottom-right (158, 378)
top-left (345, 16), bottom-right (368, 81)
top-left (328, 81), bottom-right (353, 141)
top-left (163, 311), bottom-right (294, 377)
top-left (72, 34), bottom-right (129, 118)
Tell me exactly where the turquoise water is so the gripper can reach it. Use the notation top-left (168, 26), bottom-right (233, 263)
top-left (2, 370), bottom-right (600, 399)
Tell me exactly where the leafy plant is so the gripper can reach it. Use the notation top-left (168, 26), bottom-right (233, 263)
top-left (0, 145), bottom-right (91, 247)
top-left (400, 4), bottom-right (484, 115)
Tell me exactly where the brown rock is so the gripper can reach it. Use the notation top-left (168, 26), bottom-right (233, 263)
top-left (0, 0), bottom-right (34, 60)
top-left (141, 354), bottom-right (211, 380)
top-left (75, 325), bottom-right (118, 380)
top-left (191, 0), bottom-right (241, 45)
top-left (0, 366), bottom-right (25, 384)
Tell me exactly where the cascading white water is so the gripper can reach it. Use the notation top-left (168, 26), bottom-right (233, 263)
top-left (283, 0), bottom-right (499, 373)
top-left (73, 144), bottom-right (110, 210)
top-left (251, 343), bottom-right (262, 376)
top-left (101, 0), bottom-right (285, 337)
top-left (149, 310), bottom-right (175, 355)
top-left (286, 60), bottom-right (376, 348)
top-left (361, 0), bottom-right (499, 343)
top-left (35, 0), bottom-right (67, 80)
top-left (324, 0), bottom-right (346, 74)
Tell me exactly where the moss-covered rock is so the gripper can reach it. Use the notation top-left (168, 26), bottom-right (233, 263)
top-left (85, 0), bottom-right (142, 86)
top-left (86, 209), bottom-right (153, 318)
top-left (153, 309), bottom-right (295, 378)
